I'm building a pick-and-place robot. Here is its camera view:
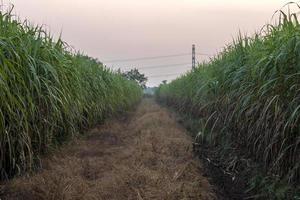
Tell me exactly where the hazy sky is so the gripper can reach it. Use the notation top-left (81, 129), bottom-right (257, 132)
top-left (7, 0), bottom-right (289, 86)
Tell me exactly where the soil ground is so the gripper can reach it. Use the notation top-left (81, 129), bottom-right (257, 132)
top-left (0, 98), bottom-right (216, 200)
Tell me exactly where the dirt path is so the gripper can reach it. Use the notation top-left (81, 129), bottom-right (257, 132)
top-left (0, 98), bottom-right (215, 200)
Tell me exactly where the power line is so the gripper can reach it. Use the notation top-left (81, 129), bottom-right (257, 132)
top-left (103, 52), bottom-right (212, 63)
top-left (147, 72), bottom-right (184, 78)
top-left (121, 62), bottom-right (191, 70)
top-left (196, 53), bottom-right (212, 56)
top-left (103, 53), bottom-right (191, 63)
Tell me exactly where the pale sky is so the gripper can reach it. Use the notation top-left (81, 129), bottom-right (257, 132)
top-left (6, 0), bottom-right (290, 86)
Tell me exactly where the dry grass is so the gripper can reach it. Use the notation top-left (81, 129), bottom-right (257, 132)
top-left (0, 99), bottom-right (215, 200)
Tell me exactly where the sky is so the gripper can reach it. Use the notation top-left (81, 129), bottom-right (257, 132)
top-left (6, 0), bottom-right (290, 86)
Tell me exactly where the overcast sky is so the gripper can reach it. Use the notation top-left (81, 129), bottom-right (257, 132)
top-left (7, 0), bottom-right (289, 86)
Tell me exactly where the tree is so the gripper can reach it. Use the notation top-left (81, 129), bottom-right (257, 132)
top-left (123, 68), bottom-right (148, 88)
top-left (162, 80), bottom-right (167, 85)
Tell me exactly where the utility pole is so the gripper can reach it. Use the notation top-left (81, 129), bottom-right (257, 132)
top-left (192, 44), bottom-right (196, 69)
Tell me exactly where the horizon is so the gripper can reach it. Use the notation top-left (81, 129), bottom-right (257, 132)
top-left (7, 0), bottom-right (289, 86)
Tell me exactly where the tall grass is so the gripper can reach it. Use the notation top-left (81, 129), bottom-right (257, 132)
top-left (0, 9), bottom-right (142, 179)
top-left (157, 6), bottom-right (300, 199)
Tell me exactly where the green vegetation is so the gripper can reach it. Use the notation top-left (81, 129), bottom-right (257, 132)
top-left (122, 68), bottom-right (148, 89)
top-left (157, 6), bottom-right (300, 199)
top-left (0, 9), bottom-right (142, 179)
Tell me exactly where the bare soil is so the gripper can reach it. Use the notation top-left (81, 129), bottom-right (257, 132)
top-left (0, 98), bottom-right (216, 200)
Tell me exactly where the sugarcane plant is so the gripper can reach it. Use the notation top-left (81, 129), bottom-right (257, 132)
top-left (157, 3), bottom-right (300, 199)
top-left (0, 8), bottom-right (142, 179)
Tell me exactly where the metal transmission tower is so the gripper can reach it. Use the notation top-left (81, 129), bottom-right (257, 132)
top-left (192, 44), bottom-right (196, 69)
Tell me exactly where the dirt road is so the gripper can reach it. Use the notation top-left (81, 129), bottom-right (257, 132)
top-left (1, 98), bottom-right (215, 200)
